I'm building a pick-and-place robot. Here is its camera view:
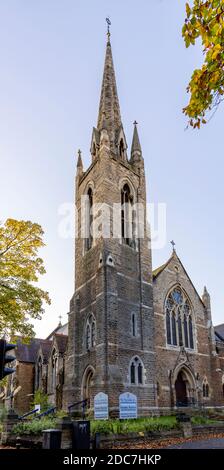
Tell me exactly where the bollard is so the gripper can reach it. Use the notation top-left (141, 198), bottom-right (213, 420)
top-left (72, 420), bottom-right (90, 449)
top-left (93, 432), bottom-right (101, 449)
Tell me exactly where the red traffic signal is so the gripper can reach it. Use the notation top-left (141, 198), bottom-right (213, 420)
top-left (0, 339), bottom-right (16, 381)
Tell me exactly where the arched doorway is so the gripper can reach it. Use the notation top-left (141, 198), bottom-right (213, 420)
top-left (175, 371), bottom-right (187, 406)
top-left (82, 366), bottom-right (95, 406)
top-left (174, 365), bottom-right (197, 407)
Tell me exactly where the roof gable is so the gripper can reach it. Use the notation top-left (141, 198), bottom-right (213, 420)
top-left (153, 251), bottom-right (205, 309)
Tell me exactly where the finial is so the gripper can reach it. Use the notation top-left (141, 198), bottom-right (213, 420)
top-left (58, 314), bottom-right (62, 326)
top-left (77, 148), bottom-right (83, 167)
top-left (203, 286), bottom-right (209, 296)
top-left (170, 240), bottom-right (176, 252)
top-left (133, 120), bottom-right (138, 126)
top-left (106, 17), bottom-right (111, 41)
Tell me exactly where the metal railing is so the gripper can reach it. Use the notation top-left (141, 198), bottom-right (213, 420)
top-left (18, 406), bottom-right (56, 421)
top-left (18, 408), bottom-right (39, 421)
top-left (35, 406), bottom-right (57, 419)
top-left (68, 399), bottom-right (89, 419)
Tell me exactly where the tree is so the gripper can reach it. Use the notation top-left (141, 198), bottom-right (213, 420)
top-left (0, 219), bottom-right (50, 340)
top-left (182, 0), bottom-right (224, 128)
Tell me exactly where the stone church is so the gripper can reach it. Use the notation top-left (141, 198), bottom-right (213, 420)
top-left (7, 32), bottom-right (224, 417)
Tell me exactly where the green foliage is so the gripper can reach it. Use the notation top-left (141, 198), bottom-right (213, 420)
top-left (12, 416), bottom-right (57, 436)
top-left (90, 416), bottom-right (178, 436)
top-left (0, 406), bottom-right (7, 422)
top-left (11, 414), bottom-right (219, 437)
top-left (0, 219), bottom-right (50, 340)
top-left (55, 410), bottom-right (68, 419)
top-left (182, 1), bottom-right (224, 128)
top-left (191, 415), bottom-right (211, 425)
top-left (31, 390), bottom-right (50, 413)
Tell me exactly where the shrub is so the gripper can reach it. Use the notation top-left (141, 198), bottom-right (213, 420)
top-left (55, 410), bottom-right (68, 420)
top-left (0, 406), bottom-right (7, 423)
top-left (12, 416), bottom-right (57, 435)
top-left (31, 390), bottom-right (50, 413)
top-left (191, 415), bottom-right (217, 425)
top-left (90, 416), bottom-right (178, 436)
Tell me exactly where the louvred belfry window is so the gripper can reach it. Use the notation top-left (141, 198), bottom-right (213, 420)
top-left (86, 187), bottom-right (93, 251)
top-left (121, 184), bottom-right (135, 247)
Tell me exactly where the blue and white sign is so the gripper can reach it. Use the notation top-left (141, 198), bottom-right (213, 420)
top-left (94, 392), bottom-right (109, 420)
top-left (119, 392), bottom-right (137, 419)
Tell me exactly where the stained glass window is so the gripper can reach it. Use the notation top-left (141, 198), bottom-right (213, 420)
top-left (165, 287), bottom-right (194, 349)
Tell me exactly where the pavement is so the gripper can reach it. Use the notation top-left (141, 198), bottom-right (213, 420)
top-left (169, 438), bottom-right (224, 449)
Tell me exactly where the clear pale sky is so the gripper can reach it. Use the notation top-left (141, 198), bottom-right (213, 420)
top-left (0, 0), bottom-right (223, 338)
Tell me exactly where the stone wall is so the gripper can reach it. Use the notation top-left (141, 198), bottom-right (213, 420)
top-left (13, 362), bottom-right (35, 415)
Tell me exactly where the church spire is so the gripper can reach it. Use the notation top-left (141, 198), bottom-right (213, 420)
top-left (131, 121), bottom-right (142, 154)
top-left (77, 149), bottom-right (83, 169)
top-left (76, 149), bottom-right (83, 179)
top-left (97, 27), bottom-right (122, 152)
top-left (131, 121), bottom-right (142, 163)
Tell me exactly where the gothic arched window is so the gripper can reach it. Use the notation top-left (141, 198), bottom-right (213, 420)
top-left (119, 138), bottom-right (125, 159)
top-left (172, 312), bottom-right (177, 346)
top-left (203, 379), bottom-right (209, 398)
top-left (37, 356), bottom-right (42, 389)
top-left (131, 313), bottom-right (137, 337)
top-left (129, 357), bottom-right (144, 385)
top-left (86, 324), bottom-right (91, 351)
top-left (184, 314), bottom-right (189, 348)
top-left (178, 310), bottom-right (183, 346)
top-left (130, 362), bottom-right (135, 384)
top-left (86, 187), bottom-right (93, 251)
top-left (189, 315), bottom-right (194, 349)
top-left (91, 321), bottom-right (96, 348)
top-left (138, 362), bottom-right (143, 384)
top-left (121, 183), bottom-right (135, 247)
top-left (165, 287), bottom-right (194, 349)
top-left (85, 315), bottom-right (96, 351)
top-left (166, 311), bottom-right (171, 345)
top-left (51, 349), bottom-right (57, 392)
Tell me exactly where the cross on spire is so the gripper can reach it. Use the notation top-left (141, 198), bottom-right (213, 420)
top-left (106, 17), bottom-right (111, 40)
top-left (58, 314), bottom-right (62, 326)
top-left (170, 240), bottom-right (176, 251)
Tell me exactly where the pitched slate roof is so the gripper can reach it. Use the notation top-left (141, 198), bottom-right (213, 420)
top-left (54, 334), bottom-right (68, 354)
top-left (39, 340), bottom-right (52, 362)
top-left (16, 338), bottom-right (42, 363)
top-left (46, 322), bottom-right (68, 340)
top-left (215, 324), bottom-right (224, 343)
top-left (153, 260), bottom-right (170, 279)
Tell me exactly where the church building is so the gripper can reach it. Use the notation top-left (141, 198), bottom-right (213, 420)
top-left (7, 30), bottom-right (224, 417)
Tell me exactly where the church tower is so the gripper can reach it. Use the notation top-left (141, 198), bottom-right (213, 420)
top-left (63, 29), bottom-right (156, 416)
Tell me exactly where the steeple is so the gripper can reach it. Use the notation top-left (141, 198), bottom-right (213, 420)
top-left (131, 121), bottom-right (142, 164)
top-left (97, 32), bottom-right (122, 153)
top-left (77, 149), bottom-right (83, 167)
top-left (76, 149), bottom-right (83, 179)
top-left (202, 286), bottom-right (211, 313)
top-left (131, 121), bottom-right (142, 154)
